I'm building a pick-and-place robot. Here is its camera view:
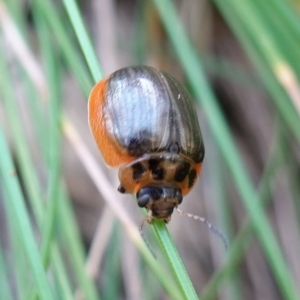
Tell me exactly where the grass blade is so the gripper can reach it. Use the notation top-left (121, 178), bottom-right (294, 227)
top-left (0, 129), bottom-right (53, 299)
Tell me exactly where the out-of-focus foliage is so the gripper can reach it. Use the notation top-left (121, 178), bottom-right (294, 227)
top-left (0, 0), bottom-right (300, 299)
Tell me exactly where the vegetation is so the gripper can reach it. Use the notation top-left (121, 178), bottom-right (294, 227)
top-left (0, 0), bottom-right (299, 299)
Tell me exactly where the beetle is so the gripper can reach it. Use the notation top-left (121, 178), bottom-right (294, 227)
top-left (88, 65), bottom-right (205, 223)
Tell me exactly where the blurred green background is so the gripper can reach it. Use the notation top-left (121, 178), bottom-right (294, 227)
top-left (1, 0), bottom-right (300, 299)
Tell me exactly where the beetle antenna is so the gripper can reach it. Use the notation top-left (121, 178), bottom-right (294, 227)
top-left (139, 217), bottom-right (156, 259)
top-left (176, 207), bottom-right (228, 249)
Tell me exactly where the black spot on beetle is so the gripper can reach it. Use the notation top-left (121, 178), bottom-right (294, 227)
top-left (131, 163), bottom-right (146, 181)
top-left (174, 162), bottom-right (190, 182)
top-left (188, 169), bottom-right (197, 188)
top-left (152, 168), bottom-right (166, 180)
top-left (148, 158), bottom-right (162, 170)
top-left (148, 158), bottom-right (166, 180)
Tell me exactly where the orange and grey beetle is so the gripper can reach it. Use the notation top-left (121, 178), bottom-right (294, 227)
top-left (88, 66), bottom-right (204, 223)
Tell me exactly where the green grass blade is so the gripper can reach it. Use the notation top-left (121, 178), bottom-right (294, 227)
top-left (33, 0), bottom-right (93, 95)
top-left (2, 192), bottom-right (27, 299)
top-left (2, 3), bottom-right (100, 298)
top-left (213, 0), bottom-right (300, 144)
top-left (57, 186), bottom-right (101, 300)
top-left (201, 122), bottom-right (284, 299)
top-left (152, 220), bottom-right (199, 300)
top-left (207, 137), bottom-right (241, 300)
top-left (62, 0), bottom-right (103, 81)
top-left (0, 128), bottom-right (53, 299)
top-left (0, 224), bottom-right (14, 299)
top-left (34, 8), bottom-right (62, 268)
